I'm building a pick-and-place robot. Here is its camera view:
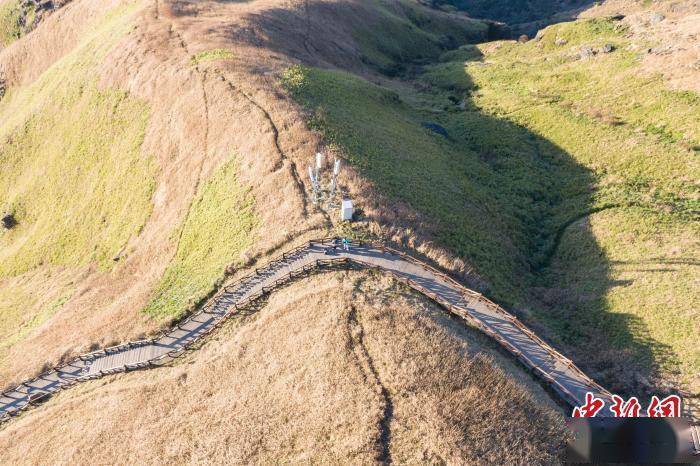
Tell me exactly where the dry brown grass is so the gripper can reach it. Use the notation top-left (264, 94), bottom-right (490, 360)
top-left (16, 1), bottom-right (699, 456)
top-left (580, 0), bottom-right (700, 92)
top-left (0, 0), bottom-right (330, 386)
top-left (0, 272), bottom-right (567, 464)
top-left (0, 0), bottom-right (493, 392)
top-left (1, 0), bottom-right (696, 390)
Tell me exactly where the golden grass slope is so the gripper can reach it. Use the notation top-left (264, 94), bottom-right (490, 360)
top-left (0, 272), bottom-right (567, 464)
top-left (0, 0), bottom-right (161, 386)
top-left (0, 0), bottom-right (695, 419)
top-left (0, 0), bottom-right (501, 390)
top-left (0, 0), bottom-right (324, 387)
top-left (581, 0), bottom-right (700, 92)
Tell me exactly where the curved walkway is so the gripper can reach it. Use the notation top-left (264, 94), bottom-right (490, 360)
top-left (1, 239), bottom-right (698, 454)
top-left (0, 238), bottom-right (606, 417)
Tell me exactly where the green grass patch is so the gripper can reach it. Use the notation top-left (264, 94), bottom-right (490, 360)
top-left (0, 0), bottom-right (38, 47)
top-left (421, 61), bottom-right (475, 92)
top-left (0, 2), bottom-right (158, 363)
top-left (539, 208), bottom-right (699, 392)
top-left (462, 20), bottom-right (698, 392)
top-left (439, 44), bottom-right (483, 62)
top-left (536, 18), bottom-right (623, 52)
top-left (0, 0), bottom-right (27, 47)
top-left (143, 158), bottom-right (257, 320)
top-left (0, 82), bottom-right (155, 276)
top-left (190, 48), bottom-right (234, 65)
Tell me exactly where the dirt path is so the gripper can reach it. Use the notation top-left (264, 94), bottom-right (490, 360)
top-left (348, 304), bottom-right (393, 464)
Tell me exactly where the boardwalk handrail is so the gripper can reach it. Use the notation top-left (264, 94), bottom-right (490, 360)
top-left (0, 245), bottom-right (345, 416)
top-left (347, 256), bottom-right (584, 406)
top-left (0, 239), bottom-right (645, 413)
top-left (364, 244), bottom-right (613, 395)
top-left (1, 237), bottom-right (698, 455)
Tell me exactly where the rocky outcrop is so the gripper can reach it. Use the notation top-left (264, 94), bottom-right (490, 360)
top-left (1, 213), bottom-right (16, 229)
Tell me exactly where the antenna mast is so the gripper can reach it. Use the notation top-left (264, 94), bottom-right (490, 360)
top-left (328, 158), bottom-right (341, 208)
top-left (308, 152), bottom-right (343, 209)
top-left (308, 165), bottom-right (319, 205)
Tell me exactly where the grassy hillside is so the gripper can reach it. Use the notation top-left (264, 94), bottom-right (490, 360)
top-left (426, 0), bottom-right (598, 35)
top-left (5, 0), bottom-right (697, 457)
top-left (283, 17), bottom-right (698, 399)
top-left (0, 82), bottom-right (154, 276)
top-left (283, 64), bottom-right (562, 300)
top-left (0, 275), bottom-right (69, 353)
top-left (0, 0), bottom-right (694, 440)
top-left (466, 18), bottom-right (698, 395)
top-left (0, 0), bottom-right (305, 389)
top-left (428, 0), bottom-right (561, 23)
top-left (0, 1), bottom-right (156, 361)
top-left (352, 0), bottom-right (490, 75)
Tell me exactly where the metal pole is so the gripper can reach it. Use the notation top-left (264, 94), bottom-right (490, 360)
top-left (308, 166), bottom-right (318, 204)
top-left (327, 158), bottom-right (341, 208)
top-left (315, 152), bottom-right (323, 184)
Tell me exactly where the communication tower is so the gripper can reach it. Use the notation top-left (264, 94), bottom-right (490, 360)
top-left (307, 152), bottom-right (343, 209)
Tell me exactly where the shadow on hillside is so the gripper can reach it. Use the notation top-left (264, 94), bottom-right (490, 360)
top-left (207, 0), bottom-right (507, 74)
top-left (245, 0), bottom-right (677, 402)
top-left (449, 54), bottom-right (679, 400)
top-left (431, 0), bottom-right (605, 37)
top-left (448, 62), bottom-right (678, 400)
top-left (532, 217), bottom-right (680, 398)
top-left (174, 0), bottom-right (677, 402)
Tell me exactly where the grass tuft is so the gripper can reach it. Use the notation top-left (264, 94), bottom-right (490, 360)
top-left (191, 48), bottom-right (234, 65)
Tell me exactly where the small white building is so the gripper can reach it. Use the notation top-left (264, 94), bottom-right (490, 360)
top-left (341, 199), bottom-right (354, 221)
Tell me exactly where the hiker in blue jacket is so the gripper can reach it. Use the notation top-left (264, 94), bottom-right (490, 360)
top-left (342, 238), bottom-right (350, 251)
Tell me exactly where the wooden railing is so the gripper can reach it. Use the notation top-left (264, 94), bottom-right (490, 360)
top-left (0, 238), bottom-right (617, 422)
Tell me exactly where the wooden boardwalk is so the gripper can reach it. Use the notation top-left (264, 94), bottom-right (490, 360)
top-left (1, 239), bottom-right (698, 454)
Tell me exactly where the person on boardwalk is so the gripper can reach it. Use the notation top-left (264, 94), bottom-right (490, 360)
top-left (324, 238), bottom-right (340, 255)
top-left (342, 238), bottom-right (350, 251)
